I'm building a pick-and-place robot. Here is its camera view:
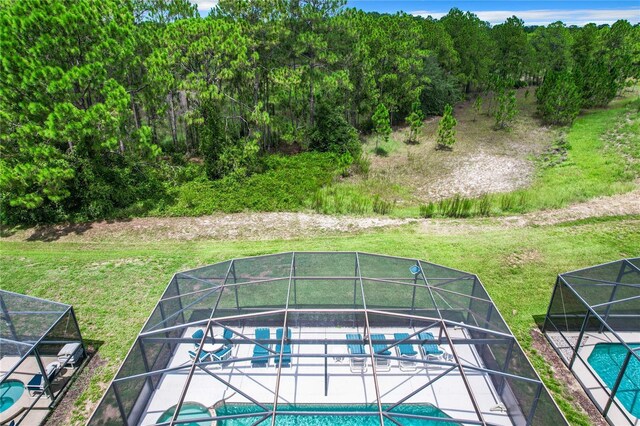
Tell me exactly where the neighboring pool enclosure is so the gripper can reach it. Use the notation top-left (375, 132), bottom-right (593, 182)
top-left (543, 258), bottom-right (640, 426)
top-left (0, 290), bottom-right (86, 425)
top-left (89, 252), bottom-right (567, 426)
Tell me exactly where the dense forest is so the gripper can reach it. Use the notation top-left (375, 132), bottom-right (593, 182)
top-left (1, 0), bottom-right (638, 224)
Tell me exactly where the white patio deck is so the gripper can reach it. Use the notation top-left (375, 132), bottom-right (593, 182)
top-left (546, 330), bottom-right (640, 426)
top-left (0, 355), bottom-right (74, 425)
top-left (139, 326), bottom-right (516, 425)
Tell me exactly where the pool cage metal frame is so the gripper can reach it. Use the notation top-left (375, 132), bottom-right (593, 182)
top-left (542, 258), bottom-right (640, 425)
top-left (89, 252), bottom-right (567, 426)
top-left (0, 289), bottom-right (86, 425)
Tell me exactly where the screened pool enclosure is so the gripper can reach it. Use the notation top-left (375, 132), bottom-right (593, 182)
top-left (0, 290), bottom-right (85, 425)
top-left (90, 252), bottom-right (567, 425)
top-left (543, 258), bottom-right (640, 426)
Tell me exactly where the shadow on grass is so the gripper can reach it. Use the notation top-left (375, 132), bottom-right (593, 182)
top-left (532, 313), bottom-right (547, 331)
top-left (26, 223), bottom-right (95, 242)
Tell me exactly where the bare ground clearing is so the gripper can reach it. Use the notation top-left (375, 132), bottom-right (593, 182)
top-left (353, 89), bottom-right (554, 201)
top-left (3, 187), bottom-right (638, 243)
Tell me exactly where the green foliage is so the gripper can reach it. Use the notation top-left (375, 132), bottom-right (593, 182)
top-left (405, 101), bottom-right (425, 143)
top-left (372, 103), bottom-right (392, 151)
top-left (441, 8), bottom-right (494, 91)
top-left (164, 153), bottom-right (339, 215)
top-left (472, 96), bottom-right (483, 121)
top-left (372, 195), bottom-right (394, 215)
top-left (0, 0), bottom-right (636, 225)
top-left (492, 16), bottom-right (531, 81)
top-left (309, 102), bottom-right (361, 158)
top-left (494, 86), bottom-right (518, 130)
top-left (436, 104), bottom-right (457, 149)
top-left (536, 71), bottom-right (582, 125)
top-left (419, 202), bottom-right (437, 218)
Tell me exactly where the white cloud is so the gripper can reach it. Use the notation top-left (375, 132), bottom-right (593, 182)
top-left (411, 8), bottom-right (640, 26)
top-left (191, 0), bottom-right (218, 13)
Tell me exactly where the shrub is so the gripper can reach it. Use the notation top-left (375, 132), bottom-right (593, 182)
top-left (309, 101), bottom-right (361, 158)
top-left (536, 70), bottom-right (582, 125)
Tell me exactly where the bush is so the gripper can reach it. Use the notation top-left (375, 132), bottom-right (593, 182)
top-left (165, 153), bottom-right (340, 215)
top-left (309, 102), bottom-right (361, 158)
top-left (536, 70), bottom-right (582, 125)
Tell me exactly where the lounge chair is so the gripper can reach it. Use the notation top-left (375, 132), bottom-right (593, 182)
top-left (27, 362), bottom-right (60, 397)
top-left (252, 328), bottom-right (271, 367)
top-left (275, 328), bottom-right (292, 367)
top-left (370, 334), bottom-right (391, 372)
top-left (393, 333), bottom-right (418, 372)
top-left (188, 349), bottom-right (211, 363)
top-left (418, 332), bottom-right (454, 362)
top-left (346, 333), bottom-right (367, 373)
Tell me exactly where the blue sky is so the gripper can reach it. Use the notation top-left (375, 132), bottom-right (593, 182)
top-left (192, 1), bottom-right (640, 25)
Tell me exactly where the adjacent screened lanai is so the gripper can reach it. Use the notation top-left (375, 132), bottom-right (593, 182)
top-left (0, 290), bottom-right (86, 425)
top-left (90, 252), bottom-right (567, 426)
top-left (543, 258), bottom-right (640, 426)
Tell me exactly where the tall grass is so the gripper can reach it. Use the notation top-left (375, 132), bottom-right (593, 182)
top-left (312, 186), bottom-right (396, 215)
top-left (418, 192), bottom-right (529, 218)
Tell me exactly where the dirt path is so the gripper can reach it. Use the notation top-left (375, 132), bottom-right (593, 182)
top-left (3, 188), bottom-right (638, 243)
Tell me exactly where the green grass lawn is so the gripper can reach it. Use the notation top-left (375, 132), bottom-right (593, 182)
top-left (1, 216), bottom-right (638, 424)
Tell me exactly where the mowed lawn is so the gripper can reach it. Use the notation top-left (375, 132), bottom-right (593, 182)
top-left (1, 216), bottom-right (639, 424)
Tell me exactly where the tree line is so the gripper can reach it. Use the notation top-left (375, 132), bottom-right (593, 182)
top-left (1, 0), bottom-right (638, 224)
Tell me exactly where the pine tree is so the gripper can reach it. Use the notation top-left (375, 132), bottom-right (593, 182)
top-left (436, 104), bottom-right (457, 150)
top-left (405, 101), bottom-right (425, 142)
top-left (494, 87), bottom-right (518, 129)
top-left (372, 103), bottom-right (392, 152)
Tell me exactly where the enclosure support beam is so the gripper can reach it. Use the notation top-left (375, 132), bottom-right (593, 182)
top-left (570, 310), bottom-right (590, 369)
top-left (603, 350), bottom-right (632, 416)
top-left (525, 383), bottom-right (543, 425)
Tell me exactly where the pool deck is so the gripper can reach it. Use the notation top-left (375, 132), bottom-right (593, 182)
top-left (546, 331), bottom-right (640, 426)
top-left (139, 326), bottom-right (515, 425)
top-left (0, 355), bottom-right (75, 425)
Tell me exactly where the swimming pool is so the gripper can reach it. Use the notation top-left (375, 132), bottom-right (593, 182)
top-left (0, 380), bottom-right (25, 413)
top-left (157, 402), bottom-right (212, 426)
top-left (587, 342), bottom-right (640, 418)
top-left (215, 403), bottom-right (457, 425)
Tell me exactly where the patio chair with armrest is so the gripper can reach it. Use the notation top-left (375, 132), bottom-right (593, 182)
top-left (418, 332), bottom-right (454, 362)
top-left (346, 333), bottom-right (367, 373)
top-left (394, 333), bottom-right (418, 372)
top-left (27, 362), bottom-right (61, 397)
top-left (191, 329), bottom-right (205, 349)
top-left (188, 349), bottom-right (211, 363)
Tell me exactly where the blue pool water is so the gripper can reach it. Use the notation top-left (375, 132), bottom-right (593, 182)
top-left (587, 343), bottom-right (640, 418)
top-left (157, 402), bottom-right (212, 426)
top-left (215, 403), bottom-right (457, 425)
top-left (0, 380), bottom-right (25, 413)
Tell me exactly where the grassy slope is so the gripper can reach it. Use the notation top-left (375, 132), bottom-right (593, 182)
top-left (1, 217), bottom-right (639, 424)
top-left (521, 96), bottom-right (639, 211)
